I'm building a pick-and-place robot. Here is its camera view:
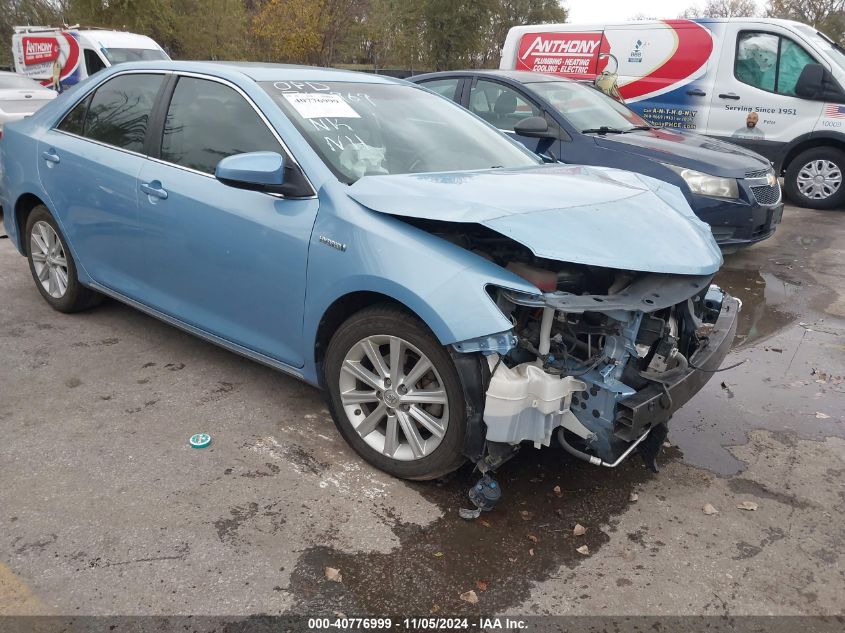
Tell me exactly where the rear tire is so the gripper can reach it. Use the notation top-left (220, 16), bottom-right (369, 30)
top-left (784, 147), bottom-right (845, 210)
top-left (324, 305), bottom-right (468, 480)
top-left (25, 205), bottom-right (101, 313)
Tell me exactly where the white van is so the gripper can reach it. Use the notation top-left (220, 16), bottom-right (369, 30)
top-left (12, 26), bottom-right (169, 92)
top-left (501, 18), bottom-right (845, 209)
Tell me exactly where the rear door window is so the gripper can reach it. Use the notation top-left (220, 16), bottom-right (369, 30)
top-left (160, 76), bottom-right (283, 174)
top-left (79, 73), bottom-right (164, 152)
top-left (468, 80), bottom-right (541, 131)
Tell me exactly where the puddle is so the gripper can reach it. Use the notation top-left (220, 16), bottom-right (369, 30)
top-left (288, 446), bottom-right (661, 615)
top-left (713, 268), bottom-right (798, 347)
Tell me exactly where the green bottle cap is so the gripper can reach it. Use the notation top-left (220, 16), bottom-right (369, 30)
top-left (189, 433), bottom-right (212, 448)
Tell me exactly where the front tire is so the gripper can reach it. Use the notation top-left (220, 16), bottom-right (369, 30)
top-left (25, 205), bottom-right (101, 313)
top-left (784, 147), bottom-right (845, 210)
top-left (324, 305), bottom-right (468, 480)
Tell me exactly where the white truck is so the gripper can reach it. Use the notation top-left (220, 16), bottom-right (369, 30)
top-left (501, 18), bottom-right (845, 209)
top-left (12, 26), bottom-right (168, 92)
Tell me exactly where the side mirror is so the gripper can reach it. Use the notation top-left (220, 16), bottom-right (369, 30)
top-left (513, 116), bottom-right (558, 139)
top-left (795, 64), bottom-right (826, 99)
top-left (216, 151), bottom-right (286, 190)
top-left (795, 63), bottom-right (845, 101)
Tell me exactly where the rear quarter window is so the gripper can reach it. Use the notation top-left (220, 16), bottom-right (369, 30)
top-left (81, 73), bottom-right (164, 153)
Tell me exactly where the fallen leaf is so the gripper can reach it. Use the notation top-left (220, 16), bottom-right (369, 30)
top-left (519, 510), bottom-right (534, 521)
top-left (702, 503), bottom-right (719, 515)
top-left (433, 552), bottom-right (444, 558)
top-left (576, 545), bottom-right (590, 556)
top-left (475, 580), bottom-right (488, 592)
top-left (737, 501), bottom-right (758, 511)
top-left (528, 548), bottom-right (535, 556)
top-left (553, 485), bottom-right (562, 496)
top-left (325, 567), bottom-right (343, 583)
top-left (508, 557), bottom-right (517, 563)
top-left (527, 534), bottom-right (539, 543)
top-left (816, 412), bottom-right (831, 419)
top-left (334, 612), bottom-right (346, 619)
top-left (431, 604), bottom-right (440, 613)
top-left (573, 523), bottom-right (587, 536)
top-left (459, 590), bottom-right (478, 604)
top-left (479, 519), bottom-right (491, 528)
top-left (629, 492), bottom-right (639, 502)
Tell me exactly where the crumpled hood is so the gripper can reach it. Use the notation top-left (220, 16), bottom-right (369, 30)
top-left (594, 129), bottom-right (770, 177)
top-left (348, 164), bottom-right (723, 276)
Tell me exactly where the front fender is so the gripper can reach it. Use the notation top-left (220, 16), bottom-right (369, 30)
top-left (302, 194), bottom-right (539, 379)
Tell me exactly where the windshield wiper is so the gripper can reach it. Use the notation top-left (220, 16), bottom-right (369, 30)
top-left (581, 126), bottom-right (626, 135)
top-left (623, 125), bottom-right (653, 133)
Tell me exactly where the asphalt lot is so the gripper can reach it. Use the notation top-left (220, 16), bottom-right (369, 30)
top-left (1, 203), bottom-right (843, 617)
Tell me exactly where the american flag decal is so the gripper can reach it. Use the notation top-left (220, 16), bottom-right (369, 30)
top-left (824, 104), bottom-right (845, 119)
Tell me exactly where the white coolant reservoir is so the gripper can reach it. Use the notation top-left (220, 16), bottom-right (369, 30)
top-left (484, 356), bottom-right (587, 447)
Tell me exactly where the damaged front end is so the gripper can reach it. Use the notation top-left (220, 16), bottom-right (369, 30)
top-left (454, 240), bottom-right (739, 475)
top-left (348, 165), bottom-right (739, 481)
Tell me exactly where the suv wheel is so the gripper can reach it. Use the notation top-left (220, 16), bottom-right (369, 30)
top-left (324, 305), bottom-right (468, 480)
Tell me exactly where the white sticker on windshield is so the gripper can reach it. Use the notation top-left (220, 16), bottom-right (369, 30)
top-left (282, 93), bottom-right (360, 119)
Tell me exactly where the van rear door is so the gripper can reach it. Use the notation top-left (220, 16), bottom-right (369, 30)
top-left (705, 21), bottom-right (824, 160)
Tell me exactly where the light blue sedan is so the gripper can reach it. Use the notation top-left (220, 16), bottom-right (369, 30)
top-left (0, 62), bottom-right (738, 483)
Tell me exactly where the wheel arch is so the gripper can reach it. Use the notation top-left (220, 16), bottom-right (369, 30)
top-left (780, 134), bottom-right (845, 174)
top-left (313, 290), bottom-right (442, 388)
top-left (13, 192), bottom-right (49, 255)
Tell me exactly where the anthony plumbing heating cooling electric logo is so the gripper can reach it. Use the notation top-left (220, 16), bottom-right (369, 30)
top-left (22, 37), bottom-right (60, 65)
top-left (517, 32), bottom-right (602, 75)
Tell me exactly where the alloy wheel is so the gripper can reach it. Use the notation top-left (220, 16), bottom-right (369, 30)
top-left (30, 221), bottom-right (69, 299)
top-left (796, 159), bottom-right (842, 200)
top-left (339, 334), bottom-right (449, 461)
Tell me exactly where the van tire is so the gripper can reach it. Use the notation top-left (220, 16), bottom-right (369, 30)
top-left (784, 147), bottom-right (845, 210)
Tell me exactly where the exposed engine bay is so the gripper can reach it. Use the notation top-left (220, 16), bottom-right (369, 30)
top-left (421, 220), bottom-right (740, 473)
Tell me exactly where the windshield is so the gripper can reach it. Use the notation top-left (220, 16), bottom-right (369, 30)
top-left (795, 24), bottom-right (845, 73)
top-left (529, 80), bottom-right (648, 132)
top-left (0, 74), bottom-right (45, 90)
top-left (261, 81), bottom-right (540, 184)
top-left (102, 48), bottom-right (169, 64)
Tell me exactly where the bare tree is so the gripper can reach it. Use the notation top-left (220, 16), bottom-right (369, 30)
top-left (680, 0), bottom-right (760, 18)
top-left (767, 0), bottom-right (844, 44)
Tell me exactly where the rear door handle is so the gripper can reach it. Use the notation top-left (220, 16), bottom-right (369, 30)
top-left (686, 88), bottom-right (707, 96)
top-left (718, 93), bottom-right (741, 100)
top-left (140, 181), bottom-right (168, 200)
top-left (41, 149), bottom-right (60, 164)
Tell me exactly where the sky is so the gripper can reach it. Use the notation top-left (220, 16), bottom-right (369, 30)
top-left (565, 0), bottom-right (695, 23)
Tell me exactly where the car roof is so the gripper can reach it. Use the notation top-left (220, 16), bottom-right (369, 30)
top-left (104, 60), bottom-right (406, 85)
top-left (412, 69), bottom-right (573, 85)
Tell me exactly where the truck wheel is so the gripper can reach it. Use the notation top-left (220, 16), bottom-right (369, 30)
top-left (784, 147), bottom-right (845, 210)
top-left (324, 305), bottom-right (468, 480)
top-left (25, 205), bottom-right (101, 313)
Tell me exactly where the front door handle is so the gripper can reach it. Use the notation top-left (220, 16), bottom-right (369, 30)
top-left (686, 88), bottom-right (707, 96)
top-left (41, 149), bottom-right (60, 164)
top-left (718, 93), bottom-right (741, 100)
top-left (140, 181), bottom-right (168, 200)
